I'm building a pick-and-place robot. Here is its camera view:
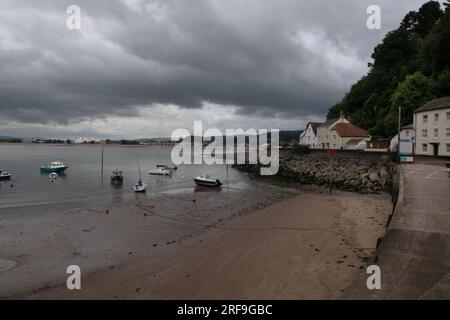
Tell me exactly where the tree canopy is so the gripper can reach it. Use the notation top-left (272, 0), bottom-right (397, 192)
top-left (327, 1), bottom-right (450, 139)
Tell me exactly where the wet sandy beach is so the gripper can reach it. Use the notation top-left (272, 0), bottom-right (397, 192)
top-left (1, 184), bottom-right (391, 299)
top-left (0, 179), bottom-right (297, 298)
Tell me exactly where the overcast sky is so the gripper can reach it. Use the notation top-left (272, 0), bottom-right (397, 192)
top-left (0, 0), bottom-right (437, 139)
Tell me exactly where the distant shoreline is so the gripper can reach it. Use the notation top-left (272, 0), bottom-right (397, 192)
top-left (0, 142), bottom-right (174, 148)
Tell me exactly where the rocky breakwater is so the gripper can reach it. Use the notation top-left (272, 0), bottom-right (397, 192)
top-left (235, 153), bottom-right (394, 194)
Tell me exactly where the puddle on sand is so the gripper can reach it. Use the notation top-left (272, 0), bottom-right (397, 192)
top-left (0, 258), bottom-right (16, 272)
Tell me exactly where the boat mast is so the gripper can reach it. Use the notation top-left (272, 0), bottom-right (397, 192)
top-left (137, 154), bottom-right (142, 181)
top-left (101, 143), bottom-right (104, 181)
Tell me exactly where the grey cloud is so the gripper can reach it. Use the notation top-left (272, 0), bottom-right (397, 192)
top-left (0, 0), bottom-right (429, 129)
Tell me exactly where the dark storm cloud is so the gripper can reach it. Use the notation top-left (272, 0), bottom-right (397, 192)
top-left (0, 0), bottom-right (428, 125)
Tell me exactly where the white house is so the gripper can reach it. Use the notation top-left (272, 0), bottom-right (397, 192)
top-left (316, 112), bottom-right (370, 150)
top-left (299, 122), bottom-right (320, 148)
top-left (316, 118), bottom-right (341, 149)
top-left (390, 123), bottom-right (415, 152)
top-left (346, 139), bottom-right (368, 150)
top-left (414, 97), bottom-right (450, 157)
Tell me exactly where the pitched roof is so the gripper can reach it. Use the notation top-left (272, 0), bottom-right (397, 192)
top-left (332, 122), bottom-right (370, 138)
top-left (414, 97), bottom-right (450, 113)
top-left (401, 123), bottom-right (414, 129)
top-left (318, 118), bottom-right (338, 128)
top-left (306, 122), bottom-right (321, 135)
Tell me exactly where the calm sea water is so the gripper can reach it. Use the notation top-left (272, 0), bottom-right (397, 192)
top-left (0, 144), bottom-right (293, 297)
top-left (0, 144), bottom-right (251, 209)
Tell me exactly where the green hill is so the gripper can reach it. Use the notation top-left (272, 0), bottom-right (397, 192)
top-left (327, 0), bottom-right (450, 139)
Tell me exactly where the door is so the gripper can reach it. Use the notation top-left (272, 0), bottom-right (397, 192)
top-left (432, 143), bottom-right (439, 157)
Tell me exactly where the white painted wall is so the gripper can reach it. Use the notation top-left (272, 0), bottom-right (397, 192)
top-left (299, 123), bottom-right (318, 148)
top-left (414, 108), bottom-right (450, 156)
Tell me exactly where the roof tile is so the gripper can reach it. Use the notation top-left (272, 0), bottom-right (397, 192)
top-left (332, 123), bottom-right (370, 138)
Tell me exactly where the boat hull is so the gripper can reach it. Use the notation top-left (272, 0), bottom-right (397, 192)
top-left (149, 170), bottom-right (173, 176)
top-left (194, 178), bottom-right (222, 187)
top-left (0, 174), bottom-right (12, 181)
top-left (40, 166), bottom-right (68, 174)
top-left (157, 165), bottom-right (178, 170)
top-left (111, 176), bottom-right (123, 183)
top-left (134, 185), bottom-right (146, 192)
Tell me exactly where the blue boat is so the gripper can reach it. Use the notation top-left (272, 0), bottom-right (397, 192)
top-left (40, 161), bottom-right (68, 174)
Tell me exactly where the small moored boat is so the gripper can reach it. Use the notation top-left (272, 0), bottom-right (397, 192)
top-left (111, 169), bottom-right (124, 183)
top-left (40, 161), bottom-right (68, 174)
top-left (194, 175), bottom-right (222, 187)
top-left (0, 170), bottom-right (13, 181)
top-left (133, 178), bottom-right (146, 193)
top-left (134, 157), bottom-right (146, 192)
top-left (48, 172), bottom-right (58, 180)
top-left (149, 168), bottom-right (173, 176)
top-left (157, 164), bottom-right (178, 170)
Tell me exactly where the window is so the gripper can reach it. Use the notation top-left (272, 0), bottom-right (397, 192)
top-left (447, 112), bottom-right (450, 122)
top-left (447, 128), bottom-right (450, 138)
top-left (447, 144), bottom-right (450, 154)
top-left (326, 135), bottom-right (329, 139)
top-left (435, 113), bottom-right (439, 122)
top-left (422, 129), bottom-right (428, 139)
top-left (406, 130), bottom-right (409, 137)
top-left (422, 144), bottom-right (428, 153)
top-left (333, 135), bottom-right (336, 140)
top-left (308, 136), bottom-right (311, 141)
top-left (434, 128), bottom-right (439, 138)
top-left (423, 115), bottom-right (428, 123)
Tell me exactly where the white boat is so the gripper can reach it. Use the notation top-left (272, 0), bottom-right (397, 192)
top-left (194, 175), bottom-right (223, 187)
top-left (149, 168), bottom-right (173, 176)
top-left (48, 172), bottom-right (59, 180)
top-left (134, 178), bottom-right (147, 193)
top-left (0, 170), bottom-right (13, 181)
top-left (134, 158), bottom-right (146, 192)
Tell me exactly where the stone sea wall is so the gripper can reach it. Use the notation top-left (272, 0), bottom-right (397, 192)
top-left (235, 151), bottom-right (395, 193)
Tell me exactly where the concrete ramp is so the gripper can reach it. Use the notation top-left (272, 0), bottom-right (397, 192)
top-left (345, 160), bottom-right (450, 299)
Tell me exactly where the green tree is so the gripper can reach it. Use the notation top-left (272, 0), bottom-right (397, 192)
top-left (422, 4), bottom-right (450, 75)
top-left (413, 1), bottom-right (442, 37)
top-left (385, 72), bottom-right (435, 137)
top-left (326, 1), bottom-right (448, 139)
top-left (433, 68), bottom-right (450, 96)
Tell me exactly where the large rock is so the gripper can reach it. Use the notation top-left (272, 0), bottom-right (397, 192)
top-left (379, 167), bottom-right (390, 178)
top-left (368, 166), bottom-right (378, 174)
top-left (368, 172), bottom-right (380, 183)
top-left (241, 151), bottom-right (394, 194)
top-left (350, 179), bottom-right (360, 187)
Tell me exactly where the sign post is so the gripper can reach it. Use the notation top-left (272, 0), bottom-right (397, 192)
top-left (327, 149), bottom-right (337, 196)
